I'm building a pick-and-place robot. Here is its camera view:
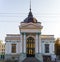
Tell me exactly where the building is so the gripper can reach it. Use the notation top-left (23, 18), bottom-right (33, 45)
top-left (55, 38), bottom-right (60, 60)
top-left (0, 40), bottom-right (5, 59)
top-left (5, 7), bottom-right (55, 62)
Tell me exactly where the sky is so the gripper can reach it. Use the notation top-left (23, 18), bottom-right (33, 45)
top-left (0, 0), bottom-right (60, 42)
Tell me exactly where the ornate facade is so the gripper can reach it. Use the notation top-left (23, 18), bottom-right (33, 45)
top-left (5, 9), bottom-right (55, 62)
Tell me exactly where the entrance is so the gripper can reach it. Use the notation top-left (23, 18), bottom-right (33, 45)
top-left (26, 37), bottom-right (35, 57)
top-left (43, 55), bottom-right (51, 62)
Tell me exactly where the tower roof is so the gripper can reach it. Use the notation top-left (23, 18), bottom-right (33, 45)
top-left (23, 0), bottom-right (38, 23)
top-left (24, 11), bottom-right (37, 23)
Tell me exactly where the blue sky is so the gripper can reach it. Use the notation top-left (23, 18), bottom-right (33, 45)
top-left (0, 0), bottom-right (60, 42)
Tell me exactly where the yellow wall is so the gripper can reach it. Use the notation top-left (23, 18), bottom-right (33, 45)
top-left (0, 40), bottom-right (5, 55)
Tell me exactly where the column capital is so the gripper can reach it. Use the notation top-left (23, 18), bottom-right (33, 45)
top-left (36, 32), bottom-right (41, 35)
top-left (21, 32), bottom-right (26, 35)
top-left (21, 32), bottom-right (26, 34)
top-left (20, 32), bottom-right (23, 34)
top-left (24, 32), bottom-right (26, 34)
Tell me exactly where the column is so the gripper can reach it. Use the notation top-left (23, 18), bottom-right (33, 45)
top-left (20, 33), bottom-right (23, 53)
top-left (39, 33), bottom-right (41, 53)
top-left (38, 33), bottom-right (39, 53)
top-left (35, 33), bottom-right (39, 53)
top-left (24, 33), bottom-right (26, 53)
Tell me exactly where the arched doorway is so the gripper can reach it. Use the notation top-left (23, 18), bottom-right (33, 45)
top-left (26, 37), bottom-right (35, 57)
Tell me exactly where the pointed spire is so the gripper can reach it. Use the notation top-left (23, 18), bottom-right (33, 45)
top-left (30, 0), bottom-right (31, 12)
top-left (28, 0), bottom-right (33, 18)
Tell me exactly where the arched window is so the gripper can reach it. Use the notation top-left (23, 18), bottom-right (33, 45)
top-left (26, 37), bottom-right (35, 57)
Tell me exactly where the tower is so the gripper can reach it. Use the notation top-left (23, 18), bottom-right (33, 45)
top-left (19, 2), bottom-right (43, 62)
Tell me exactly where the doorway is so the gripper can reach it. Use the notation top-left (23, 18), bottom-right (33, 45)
top-left (26, 37), bottom-right (35, 57)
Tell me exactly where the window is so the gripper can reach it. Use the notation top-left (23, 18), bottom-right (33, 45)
top-left (50, 41), bottom-right (52, 43)
top-left (12, 44), bottom-right (16, 53)
top-left (42, 41), bottom-right (44, 43)
top-left (2, 49), bottom-right (3, 51)
top-left (45, 44), bottom-right (49, 53)
top-left (2, 45), bottom-right (3, 48)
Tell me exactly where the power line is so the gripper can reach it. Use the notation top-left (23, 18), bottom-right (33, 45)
top-left (0, 12), bottom-right (60, 22)
top-left (0, 12), bottom-right (60, 15)
top-left (0, 15), bottom-right (60, 17)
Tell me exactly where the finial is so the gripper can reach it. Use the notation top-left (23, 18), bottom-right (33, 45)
top-left (30, 0), bottom-right (31, 12)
